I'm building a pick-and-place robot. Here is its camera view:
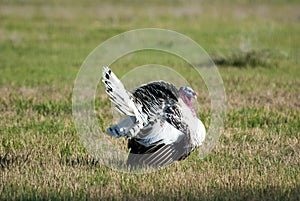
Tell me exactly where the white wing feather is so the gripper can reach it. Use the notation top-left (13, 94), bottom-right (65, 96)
top-left (136, 120), bottom-right (185, 146)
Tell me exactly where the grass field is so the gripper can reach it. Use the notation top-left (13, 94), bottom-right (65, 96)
top-left (1, 0), bottom-right (300, 200)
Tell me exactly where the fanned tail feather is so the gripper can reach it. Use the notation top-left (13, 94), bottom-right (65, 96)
top-left (102, 66), bottom-right (148, 135)
top-left (102, 66), bottom-right (134, 116)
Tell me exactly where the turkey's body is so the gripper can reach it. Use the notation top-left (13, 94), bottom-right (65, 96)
top-left (102, 67), bottom-right (206, 168)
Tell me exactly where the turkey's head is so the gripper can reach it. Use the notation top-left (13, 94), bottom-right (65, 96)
top-left (179, 86), bottom-right (197, 117)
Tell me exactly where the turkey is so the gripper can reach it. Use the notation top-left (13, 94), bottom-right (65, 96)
top-left (102, 66), bottom-right (206, 168)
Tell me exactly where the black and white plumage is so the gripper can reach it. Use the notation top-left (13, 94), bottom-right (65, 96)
top-left (102, 66), bottom-right (206, 168)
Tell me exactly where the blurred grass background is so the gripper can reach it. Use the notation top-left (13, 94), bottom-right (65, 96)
top-left (0, 0), bottom-right (299, 200)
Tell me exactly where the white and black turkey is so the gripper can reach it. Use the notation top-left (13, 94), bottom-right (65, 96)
top-left (102, 67), bottom-right (206, 168)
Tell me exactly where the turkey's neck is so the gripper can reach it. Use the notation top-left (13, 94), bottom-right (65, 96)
top-left (180, 92), bottom-right (196, 117)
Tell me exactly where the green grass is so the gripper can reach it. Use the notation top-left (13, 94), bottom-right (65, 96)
top-left (1, 0), bottom-right (300, 200)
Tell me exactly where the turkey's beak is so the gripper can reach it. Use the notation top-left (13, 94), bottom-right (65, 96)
top-left (193, 91), bottom-right (198, 99)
